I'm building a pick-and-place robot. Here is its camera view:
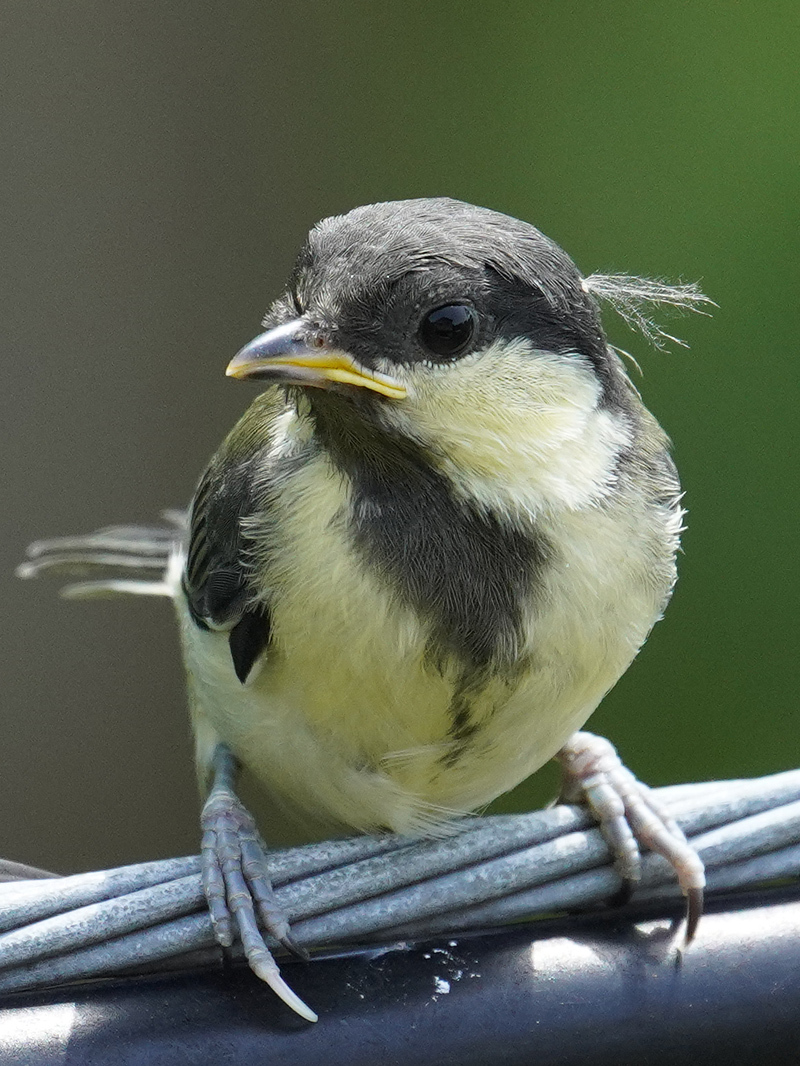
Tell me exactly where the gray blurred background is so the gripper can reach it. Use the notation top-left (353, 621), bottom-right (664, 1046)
top-left (3, 3), bottom-right (798, 874)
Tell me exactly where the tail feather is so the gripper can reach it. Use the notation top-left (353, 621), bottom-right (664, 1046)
top-left (17, 511), bottom-right (186, 601)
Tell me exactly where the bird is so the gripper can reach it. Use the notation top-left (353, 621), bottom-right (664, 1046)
top-left (19, 197), bottom-right (711, 1022)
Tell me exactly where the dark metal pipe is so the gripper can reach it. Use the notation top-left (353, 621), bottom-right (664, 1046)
top-left (2, 885), bottom-right (799, 1065)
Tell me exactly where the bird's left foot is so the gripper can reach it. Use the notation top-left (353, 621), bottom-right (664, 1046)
top-left (556, 731), bottom-right (706, 943)
top-left (201, 746), bottom-right (317, 1022)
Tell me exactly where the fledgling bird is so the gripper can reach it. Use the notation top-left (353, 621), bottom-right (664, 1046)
top-left (20, 198), bottom-right (711, 1022)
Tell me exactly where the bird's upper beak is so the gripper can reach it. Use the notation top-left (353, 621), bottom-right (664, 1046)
top-left (225, 319), bottom-right (407, 400)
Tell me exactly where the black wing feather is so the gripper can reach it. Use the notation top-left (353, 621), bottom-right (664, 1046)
top-left (229, 606), bottom-right (272, 683)
top-left (183, 448), bottom-right (272, 684)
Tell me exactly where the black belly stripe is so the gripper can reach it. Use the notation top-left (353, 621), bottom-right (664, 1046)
top-left (348, 445), bottom-right (547, 675)
top-left (442, 684), bottom-right (482, 766)
top-left (308, 393), bottom-right (549, 752)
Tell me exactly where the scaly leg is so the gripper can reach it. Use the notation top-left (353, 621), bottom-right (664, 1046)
top-left (555, 731), bottom-right (705, 943)
top-left (201, 743), bottom-right (318, 1022)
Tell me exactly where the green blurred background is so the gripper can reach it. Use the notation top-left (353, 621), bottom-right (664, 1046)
top-left (3, 2), bottom-right (798, 872)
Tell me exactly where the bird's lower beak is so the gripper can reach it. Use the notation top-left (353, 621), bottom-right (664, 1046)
top-left (225, 320), bottom-right (407, 400)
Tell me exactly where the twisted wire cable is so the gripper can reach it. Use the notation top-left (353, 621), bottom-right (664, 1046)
top-left (1, 769), bottom-right (798, 996)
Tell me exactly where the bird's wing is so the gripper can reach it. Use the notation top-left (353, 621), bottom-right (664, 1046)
top-left (182, 392), bottom-right (288, 683)
top-left (18, 393), bottom-right (287, 683)
top-left (182, 455), bottom-right (271, 683)
top-left (183, 459), bottom-right (260, 627)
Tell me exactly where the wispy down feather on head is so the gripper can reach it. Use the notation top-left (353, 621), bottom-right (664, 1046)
top-left (583, 273), bottom-right (716, 350)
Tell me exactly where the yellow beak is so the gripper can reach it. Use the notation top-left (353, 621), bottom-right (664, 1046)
top-left (226, 320), bottom-right (407, 400)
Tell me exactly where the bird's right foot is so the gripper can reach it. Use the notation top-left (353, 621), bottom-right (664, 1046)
top-left (201, 750), bottom-right (317, 1022)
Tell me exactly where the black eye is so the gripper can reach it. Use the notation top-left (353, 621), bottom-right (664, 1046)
top-left (418, 304), bottom-right (477, 360)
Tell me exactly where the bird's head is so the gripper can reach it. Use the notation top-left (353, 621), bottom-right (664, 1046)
top-left (226, 199), bottom-right (670, 512)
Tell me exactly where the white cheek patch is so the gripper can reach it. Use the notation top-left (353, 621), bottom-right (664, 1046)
top-left (397, 339), bottom-right (632, 515)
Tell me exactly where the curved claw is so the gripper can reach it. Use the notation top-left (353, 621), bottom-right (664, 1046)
top-left (249, 951), bottom-right (319, 1023)
top-left (684, 886), bottom-right (704, 945)
top-left (200, 785), bottom-right (317, 1022)
top-left (557, 732), bottom-right (706, 943)
top-left (282, 934), bottom-right (311, 962)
